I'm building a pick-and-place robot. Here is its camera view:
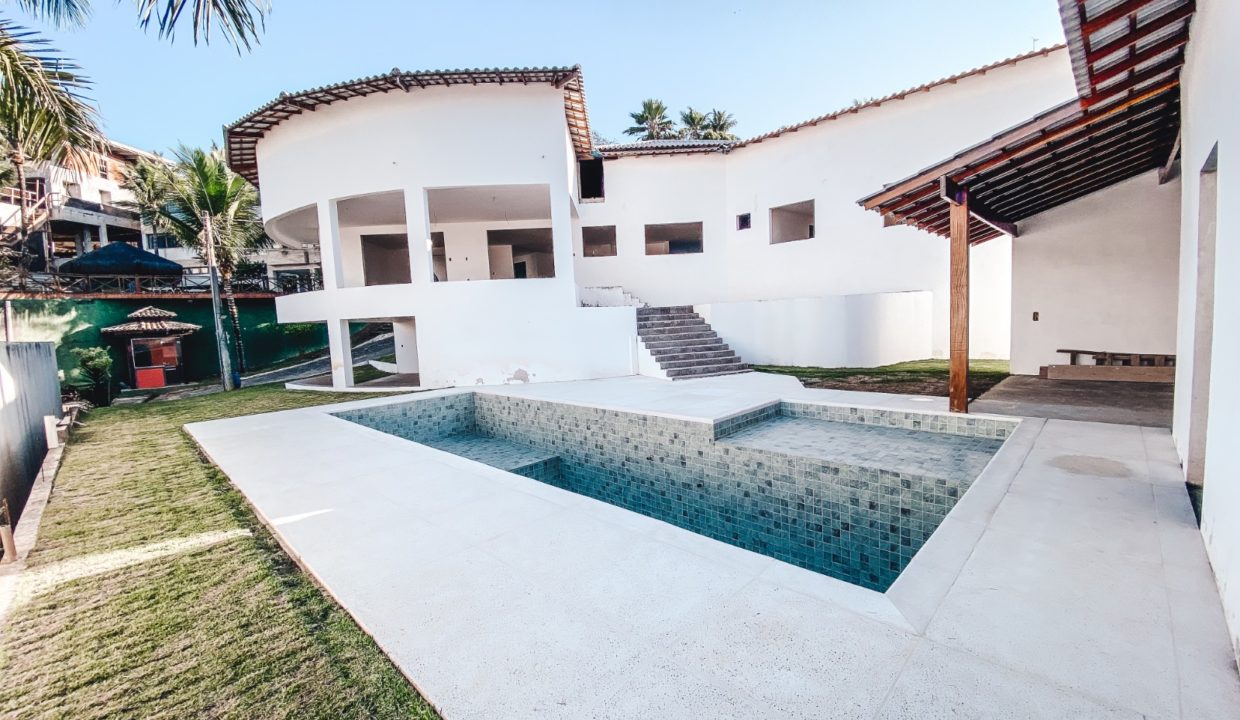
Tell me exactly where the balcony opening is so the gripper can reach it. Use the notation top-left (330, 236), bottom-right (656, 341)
top-left (361, 233), bottom-right (413, 286)
top-left (645, 221), bottom-right (703, 255)
top-left (486, 227), bottom-right (555, 278)
top-left (427, 184), bottom-right (555, 281)
top-left (335, 190), bottom-right (411, 288)
top-left (770, 199), bottom-right (815, 244)
top-left (583, 225), bottom-right (617, 257)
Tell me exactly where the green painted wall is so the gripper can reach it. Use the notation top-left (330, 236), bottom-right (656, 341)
top-left (2, 297), bottom-right (329, 390)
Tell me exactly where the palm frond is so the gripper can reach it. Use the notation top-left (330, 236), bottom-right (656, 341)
top-left (0, 20), bottom-right (102, 171)
top-left (9, 0), bottom-right (90, 27)
top-left (133, 0), bottom-right (269, 51)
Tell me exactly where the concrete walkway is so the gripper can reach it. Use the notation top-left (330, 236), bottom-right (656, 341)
top-left (188, 374), bottom-right (1239, 719)
top-left (973, 375), bottom-right (1174, 427)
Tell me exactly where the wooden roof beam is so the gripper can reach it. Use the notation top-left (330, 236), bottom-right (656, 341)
top-left (1158, 129), bottom-right (1182, 184)
top-left (1082, 0), bottom-right (1148, 35)
top-left (1083, 55), bottom-right (1183, 107)
top-left (940, 177), bottom-right (1019, 237)
top-left (1090, 34), bottom-right (1188, 87)
top-left (1085, 2), bottom-right (1194, 63)
top-left (866, 79), bottom-right (1177, 212)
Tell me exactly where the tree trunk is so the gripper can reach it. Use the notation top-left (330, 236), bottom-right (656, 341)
top-left (11, 148), bottom-right (28, 268)
top-left (220, 271), bottom-right (247, 373)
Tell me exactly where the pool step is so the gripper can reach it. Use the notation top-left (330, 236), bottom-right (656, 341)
top-left (637, 306), bottom-right (751, 381)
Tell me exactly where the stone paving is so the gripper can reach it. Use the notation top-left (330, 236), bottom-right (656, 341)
top-left (188, 373), bottom-right (1240, 719)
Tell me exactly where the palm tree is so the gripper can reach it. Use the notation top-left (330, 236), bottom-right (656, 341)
top-left (702, 109), bottom-right (739, 141)
top-left (679, 107), bottom-right (708, 140)
top-left (148, 146), bottom-right (268, 372)
top-left (625, 99), bottom-right (676, 140)
top-left (0, 21), bottom-right (102, 265)
top-left (120, 155), bottom-right (173, 240)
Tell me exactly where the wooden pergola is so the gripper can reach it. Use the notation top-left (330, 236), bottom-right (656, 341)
top-left (857, 0), bottom-right (1194, 413)
top-left (225, 66), bottom-right (594, 187)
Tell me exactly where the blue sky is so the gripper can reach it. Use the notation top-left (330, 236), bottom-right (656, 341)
top-left (18, 1), bottom-right (1066, 154)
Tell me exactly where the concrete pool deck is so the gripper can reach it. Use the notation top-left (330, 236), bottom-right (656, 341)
top-left (188, 374), bottom-right (1240, 719)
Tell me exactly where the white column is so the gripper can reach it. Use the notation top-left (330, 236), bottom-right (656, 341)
top-left (549, 188), bottom-right (576, 304)
top-left (97, 223), bottom-right (109, 246)
top-left (393, 318), bottom-right (419, 374)
top-left (317, 199), bottom-right (344, 290)
top-left (402, 188), bottom-right (432, 285)
top-left (326, 319), bottom-right (354, 388)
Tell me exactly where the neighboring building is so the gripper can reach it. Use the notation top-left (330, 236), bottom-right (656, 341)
top-left (1, 138), bottom-right (321, 286)
top-left (226, 48), bottom-right (1077, 389)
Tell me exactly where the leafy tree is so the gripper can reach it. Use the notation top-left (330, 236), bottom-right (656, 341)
top-left (624, 99), bottom-right (676, 140)
top-left (702, 109), bottom-right (739, 141)
top-left (132, 146), bottom-right (268, 372)
top-left (119, 155), bottom-right (173, 237)
top-left (678, 107), bottom-right (708, 140)
top-left (71, 346), bottom-right (113, 405)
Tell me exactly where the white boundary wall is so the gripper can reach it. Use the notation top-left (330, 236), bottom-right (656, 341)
top-left (1009, 171), bottom-right (1181, 375)
top-left (0, 342), bottom-right (61, 527)
top-left (696, 291), bottom-right (933, 368)
top-left (1175, 0), bottom-right (1240, 662)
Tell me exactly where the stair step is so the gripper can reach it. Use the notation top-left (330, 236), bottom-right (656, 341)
top-left (637, 305), bottom-right (694, 317)
top-left (660, 355), bottom-right (741, 369)
top-left (649, 342), bottom-right (724, 354)
top-left (666, 363), bottom-right (750, 379)
top-left (638, 318), bottom-right (708, 330)
top-left (641, 332), bottom-right (719, 346)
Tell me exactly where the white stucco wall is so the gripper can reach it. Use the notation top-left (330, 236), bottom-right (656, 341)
top-left (262, 84), bottom-right (635, 386)
top-left (575, 49), bottom-right (1075, 361)
top-left (1175, 0), bottom-right (1240, 662)
top-left (696, 291), bottom-right (933, 368)
top-left (1009, 171), bottom-right (1181, 376)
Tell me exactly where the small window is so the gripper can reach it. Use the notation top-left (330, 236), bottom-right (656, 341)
top-left (579, 158), bottom-right (604, 201)
top-left (147, 233), bottom-right (180, 250)
top-left (645, 222), bottom-right (703, 255)
top-left (737, 213), bottom-right (751, 230)
top-left (582, 225), bottom-right (617, 257)
top-left (64, 182), bottom-right (81, 199)
top-left (770, 199), bottom-right (815, 244)
top-left (98, 158), bottom-right (109, 178)
top-left (99, 190), bottom-right (112, 206)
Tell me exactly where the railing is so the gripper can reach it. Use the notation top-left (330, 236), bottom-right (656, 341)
top-left (0, 272), bottom-right (323, 295)
top-left (54, 195), bottom-right (142, 222)
top-left (0, 186), bottom-right (41, 207)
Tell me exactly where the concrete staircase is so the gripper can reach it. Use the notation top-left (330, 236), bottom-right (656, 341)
top-left (636, 306), bottom-right (751, 380)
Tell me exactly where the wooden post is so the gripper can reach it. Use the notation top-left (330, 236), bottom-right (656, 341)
top-left (948, 185), bottom-right (970, 413)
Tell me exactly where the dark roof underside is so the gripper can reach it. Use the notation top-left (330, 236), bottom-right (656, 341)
top-left (858, 0), bottom-right (1193, 242)
top-left (58, 242), bottom-right (186, 276)
top-left (226, 66), bottom-right (592, 186)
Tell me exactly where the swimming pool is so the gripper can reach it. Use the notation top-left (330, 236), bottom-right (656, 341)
top-left (335, 393), bottom-right (1014, 591)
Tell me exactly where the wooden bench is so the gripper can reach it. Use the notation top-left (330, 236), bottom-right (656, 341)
top-left (1044, 349), bottom-right (1176, 383)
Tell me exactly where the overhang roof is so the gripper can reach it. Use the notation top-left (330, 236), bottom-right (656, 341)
top-left (596, 138), bottom-right (737, 158)
top-left (102, 306), bottom-right (200, 336)
top-left (857, 0), bottom-right (1193, 243)
top-left (225, 66), bottom-right (592, 186)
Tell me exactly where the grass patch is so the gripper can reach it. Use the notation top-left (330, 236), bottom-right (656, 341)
top-left (755, 359), bottom-right (1010, 398)
top-left (0, 385), bottom-right (440, 719)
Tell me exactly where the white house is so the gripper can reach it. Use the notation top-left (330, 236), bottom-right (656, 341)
top-left (228, 48), bottom-right (1078, 388)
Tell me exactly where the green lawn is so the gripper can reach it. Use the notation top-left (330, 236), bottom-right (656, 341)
top-left (0, 384), bottom-right (440, 719)
top-left (755, 359), bottom-right (1010, 397)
